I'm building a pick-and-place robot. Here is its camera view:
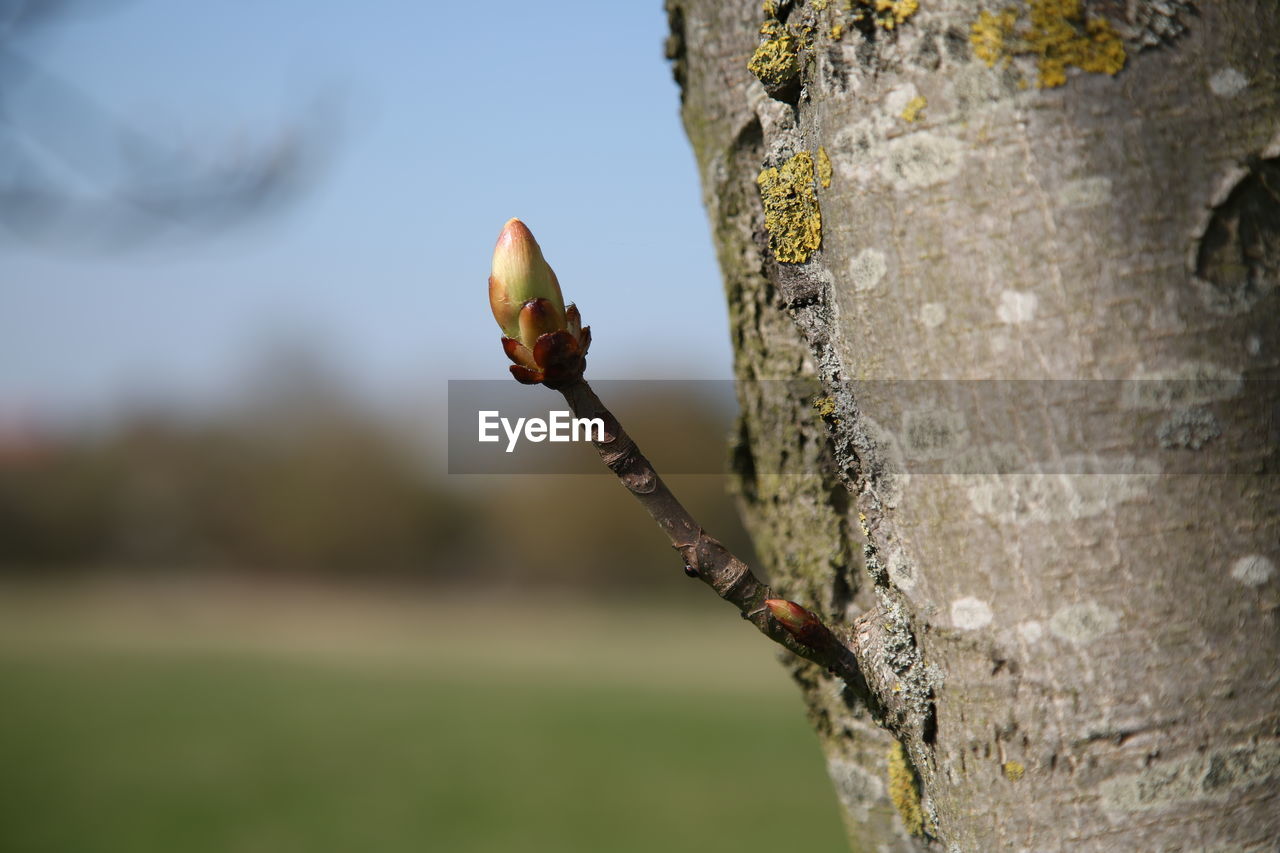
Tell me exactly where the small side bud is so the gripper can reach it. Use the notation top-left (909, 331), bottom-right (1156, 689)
top-left (517, 297), bottom-right (563, 351)
top-left (765, 598), bottom-right (828, 648)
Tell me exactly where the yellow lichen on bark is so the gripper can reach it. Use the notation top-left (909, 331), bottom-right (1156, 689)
top-left (972, 9), bottom-right (1018, 67)
top-left (874, 0), bottom-right (918, 29)
top-left (1029, 0), bottom-right (1126, 87)
top-left (757, 151), bottom-right (822, 264)
top-left (1003, 760), bottom-right (1026, 781)
top-left (839, 0), bottom-right (919, 31)
top-left (748, 19), bottom-right (800, 92)
top-left (887, 739), bottom-right (925, 836)
top-left (900, 95), bottom-right (927, 122)
top-left (817, 146), bottom-right (833, 189)
top-left (971, 0), bottom-right (1125, 88)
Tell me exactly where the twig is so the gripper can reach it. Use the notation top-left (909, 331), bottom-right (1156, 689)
top-left (555, 376), bottom-right (877, 709)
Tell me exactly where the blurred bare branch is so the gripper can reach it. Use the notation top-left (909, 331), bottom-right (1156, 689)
top-left (0, 0), bottom-right (111, 36)
top-left (0, 0), bottom-right (331, 249)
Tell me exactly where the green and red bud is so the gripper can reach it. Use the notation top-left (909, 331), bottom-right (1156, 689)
top-left (488, 218), bottom-right (565, 337)
top-left (765, 598), bottom-right (828, 648)
top-left (488, 218), bottom-right (590, 386)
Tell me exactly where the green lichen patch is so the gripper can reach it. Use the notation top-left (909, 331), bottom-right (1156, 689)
top-left (887, 739), bottom-right (925, 836)
top-left (1003, 760), bottom-right (1026, 781)
top-left (757, 151), bottom-right (823, 264)
top-left (971, 0), bottom-right (1126, 89)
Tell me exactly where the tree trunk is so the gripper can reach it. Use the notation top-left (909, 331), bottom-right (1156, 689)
top-left (664, 1), bottom-right (1279, 849)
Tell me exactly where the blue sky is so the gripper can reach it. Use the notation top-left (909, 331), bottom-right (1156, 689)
top-left (0, 0), bottom-right (731, 424)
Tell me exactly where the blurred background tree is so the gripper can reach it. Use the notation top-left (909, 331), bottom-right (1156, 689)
top-left (0, 4), bottom-right (852, 851)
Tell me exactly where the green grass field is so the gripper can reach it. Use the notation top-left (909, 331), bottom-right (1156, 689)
top-left (0, 582), bottom-right (848, 852)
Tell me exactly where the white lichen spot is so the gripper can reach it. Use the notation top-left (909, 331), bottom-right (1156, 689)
top-left (882, 131), bottom-right (962, 191)
top-left (924, 662), bottom-right (946, 691)
top-left (1230, 554), bottom-right (1275, 587)
top-left (996, 289), bottom-right (1038, 324)
top-left (951, 596), bottom-right (993, 631)
top-left (749, 85), bottom-right (798, 142)
top-left (884, 82), bottom-right (920, 118)
top-left (949, 441), bottom-right (1026, 476)
top-left (850, 248), bottom-right (888, 292)
top-left (902, 408), bottom-right (969, 460)
top-left (920, 302), bottom-right (945, 328)
top-left (1208, 67), bottom-right (1248, 98)
top-left (1049, 601), bottom-right (1119, 644)
top-left (831, 120), bottom-right (880, 186)
top-left (1123, 361), bottom-right (1243, 409)
top-left (1100, 742), bottom-right (1280, 814)
top-left (825, 756), bottom-right (885, 822)
top-left (857, 416), bottom-right (909, 509)
top-left (1157, 407), bottom-right (1220, 450)
top-left (887, 549), bottom-right (918, 591)
top-left (1060, 176), bottom-right (1112, 208)
top-left (966, 454), bottom-right (1161, 524)
top-left (1246, 335), bottom-right (1262, 357)
top-left (949, 61), bottom-right (1017, 117)
top-left (1018, 620), bottom-right (1044, 643)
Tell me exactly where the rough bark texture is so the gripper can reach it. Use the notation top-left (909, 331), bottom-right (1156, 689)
top-left (665, 1), bottom-right (1280, 850)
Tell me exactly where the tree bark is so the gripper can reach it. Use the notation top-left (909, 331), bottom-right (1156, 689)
top-left (665, 1), bottom-right (1280, 849)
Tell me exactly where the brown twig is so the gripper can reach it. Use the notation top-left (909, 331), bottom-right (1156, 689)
top-left (555, 376), bottom-right (878, 710)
